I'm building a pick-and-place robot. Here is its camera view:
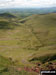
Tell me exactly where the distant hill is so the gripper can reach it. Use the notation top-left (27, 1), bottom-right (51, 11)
top-left (0, 13), bottom-right (19, 29)
top-left (0, 7), bottom-right (56, 15)
top-left (0, 13), bottom-right (17, 18)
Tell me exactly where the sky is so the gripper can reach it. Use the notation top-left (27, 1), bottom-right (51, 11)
top-left (0, 0), bottom-right (56, 8)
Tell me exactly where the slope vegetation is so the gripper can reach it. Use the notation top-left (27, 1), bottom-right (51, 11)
top-left (0, 13), bottom-right (56, 74)
top-left (20, 13), bottom-right (56, 62)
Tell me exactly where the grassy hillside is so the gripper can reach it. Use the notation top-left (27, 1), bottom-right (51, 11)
top-left (0, 13), bottom-right (56, 74)
top-left (0, 13), bottom-right (21, 29)
top-left (0, 56), bottom-right (37, 75)
top-left (20, 13), bottom-right (56, 61)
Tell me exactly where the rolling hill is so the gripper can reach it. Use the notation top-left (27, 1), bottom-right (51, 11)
top-left (0, 12), bottom-right (56, 74)
top-left (20, 13), bottom-right (56, 61)
top-left (0, 13), bottom-right (16, 18)
top-left (0, 13), bottom-right (20, 29)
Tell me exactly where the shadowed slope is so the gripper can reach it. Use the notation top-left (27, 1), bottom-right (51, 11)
top-left (0, 13), bottom-right (17, 18)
